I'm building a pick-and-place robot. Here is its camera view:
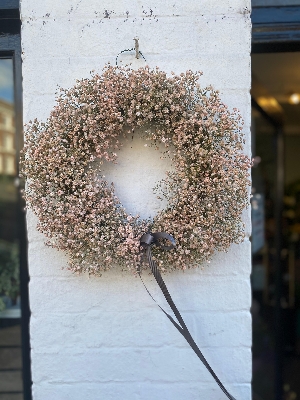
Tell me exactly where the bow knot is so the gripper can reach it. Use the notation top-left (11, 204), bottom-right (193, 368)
top-left (140, 232), bottom-right (176, 251)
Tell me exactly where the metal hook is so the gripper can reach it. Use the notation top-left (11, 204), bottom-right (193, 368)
top-left (133, 37), bottom-right (139, 59)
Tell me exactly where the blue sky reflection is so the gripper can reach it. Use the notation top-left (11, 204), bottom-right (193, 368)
top-left (0, 59), bottom-right (14, 103)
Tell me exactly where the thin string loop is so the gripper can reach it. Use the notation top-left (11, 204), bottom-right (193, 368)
top-left (116, 49), bottom-right (146, 65)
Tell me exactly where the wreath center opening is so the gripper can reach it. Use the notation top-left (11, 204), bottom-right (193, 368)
top-left (100, 127), bottom-right (175, 220)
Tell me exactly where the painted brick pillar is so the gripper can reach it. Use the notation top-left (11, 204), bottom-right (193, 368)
top-left (21, 1), bottom-right (252, 399)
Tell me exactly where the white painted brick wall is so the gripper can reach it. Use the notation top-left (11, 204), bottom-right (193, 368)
top-left (21, 1), bottom-right (252, 399)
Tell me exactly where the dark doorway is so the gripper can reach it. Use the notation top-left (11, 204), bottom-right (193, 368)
top-left (251, 5), bottom-right (300, 400)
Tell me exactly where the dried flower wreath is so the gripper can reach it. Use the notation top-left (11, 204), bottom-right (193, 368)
top-left (22, 65), bottom-right (250, 275)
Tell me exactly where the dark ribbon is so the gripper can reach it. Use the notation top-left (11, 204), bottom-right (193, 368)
top-left (139, 232), bottom-right (237, 400)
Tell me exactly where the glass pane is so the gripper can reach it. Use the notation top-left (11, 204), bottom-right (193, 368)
top-left (251, 107), bottom-right (277, 400)
top-left (0, 58), bottom-right (20, 318)
top-left (0, 58), bottom-right (24, 398)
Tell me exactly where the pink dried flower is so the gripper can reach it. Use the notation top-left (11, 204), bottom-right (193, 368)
top-left (21, 65), bottom-right (251, 275)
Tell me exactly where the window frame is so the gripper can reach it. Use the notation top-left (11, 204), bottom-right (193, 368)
top-left (0, 2), bottom-right (32, 399)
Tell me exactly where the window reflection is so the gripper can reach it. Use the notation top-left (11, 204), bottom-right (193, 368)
top-left (0, 58), bottom-right (20, 317)
top-left (0, 53), bottom-right (26, 398)
top-left (251, 108), bottom-right (277, 399)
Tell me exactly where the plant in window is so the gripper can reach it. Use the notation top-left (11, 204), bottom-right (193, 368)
top-left (0, 240), bottom-right (19, 311)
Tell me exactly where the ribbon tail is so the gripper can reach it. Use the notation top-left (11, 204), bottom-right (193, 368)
top-left (143, 245), bottom-right (237, 400)
top-left (138, 272), bottom-right (184, 334)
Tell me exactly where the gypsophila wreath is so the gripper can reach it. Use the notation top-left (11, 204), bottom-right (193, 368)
top-left (21, 65), bottom-right (251, 275)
